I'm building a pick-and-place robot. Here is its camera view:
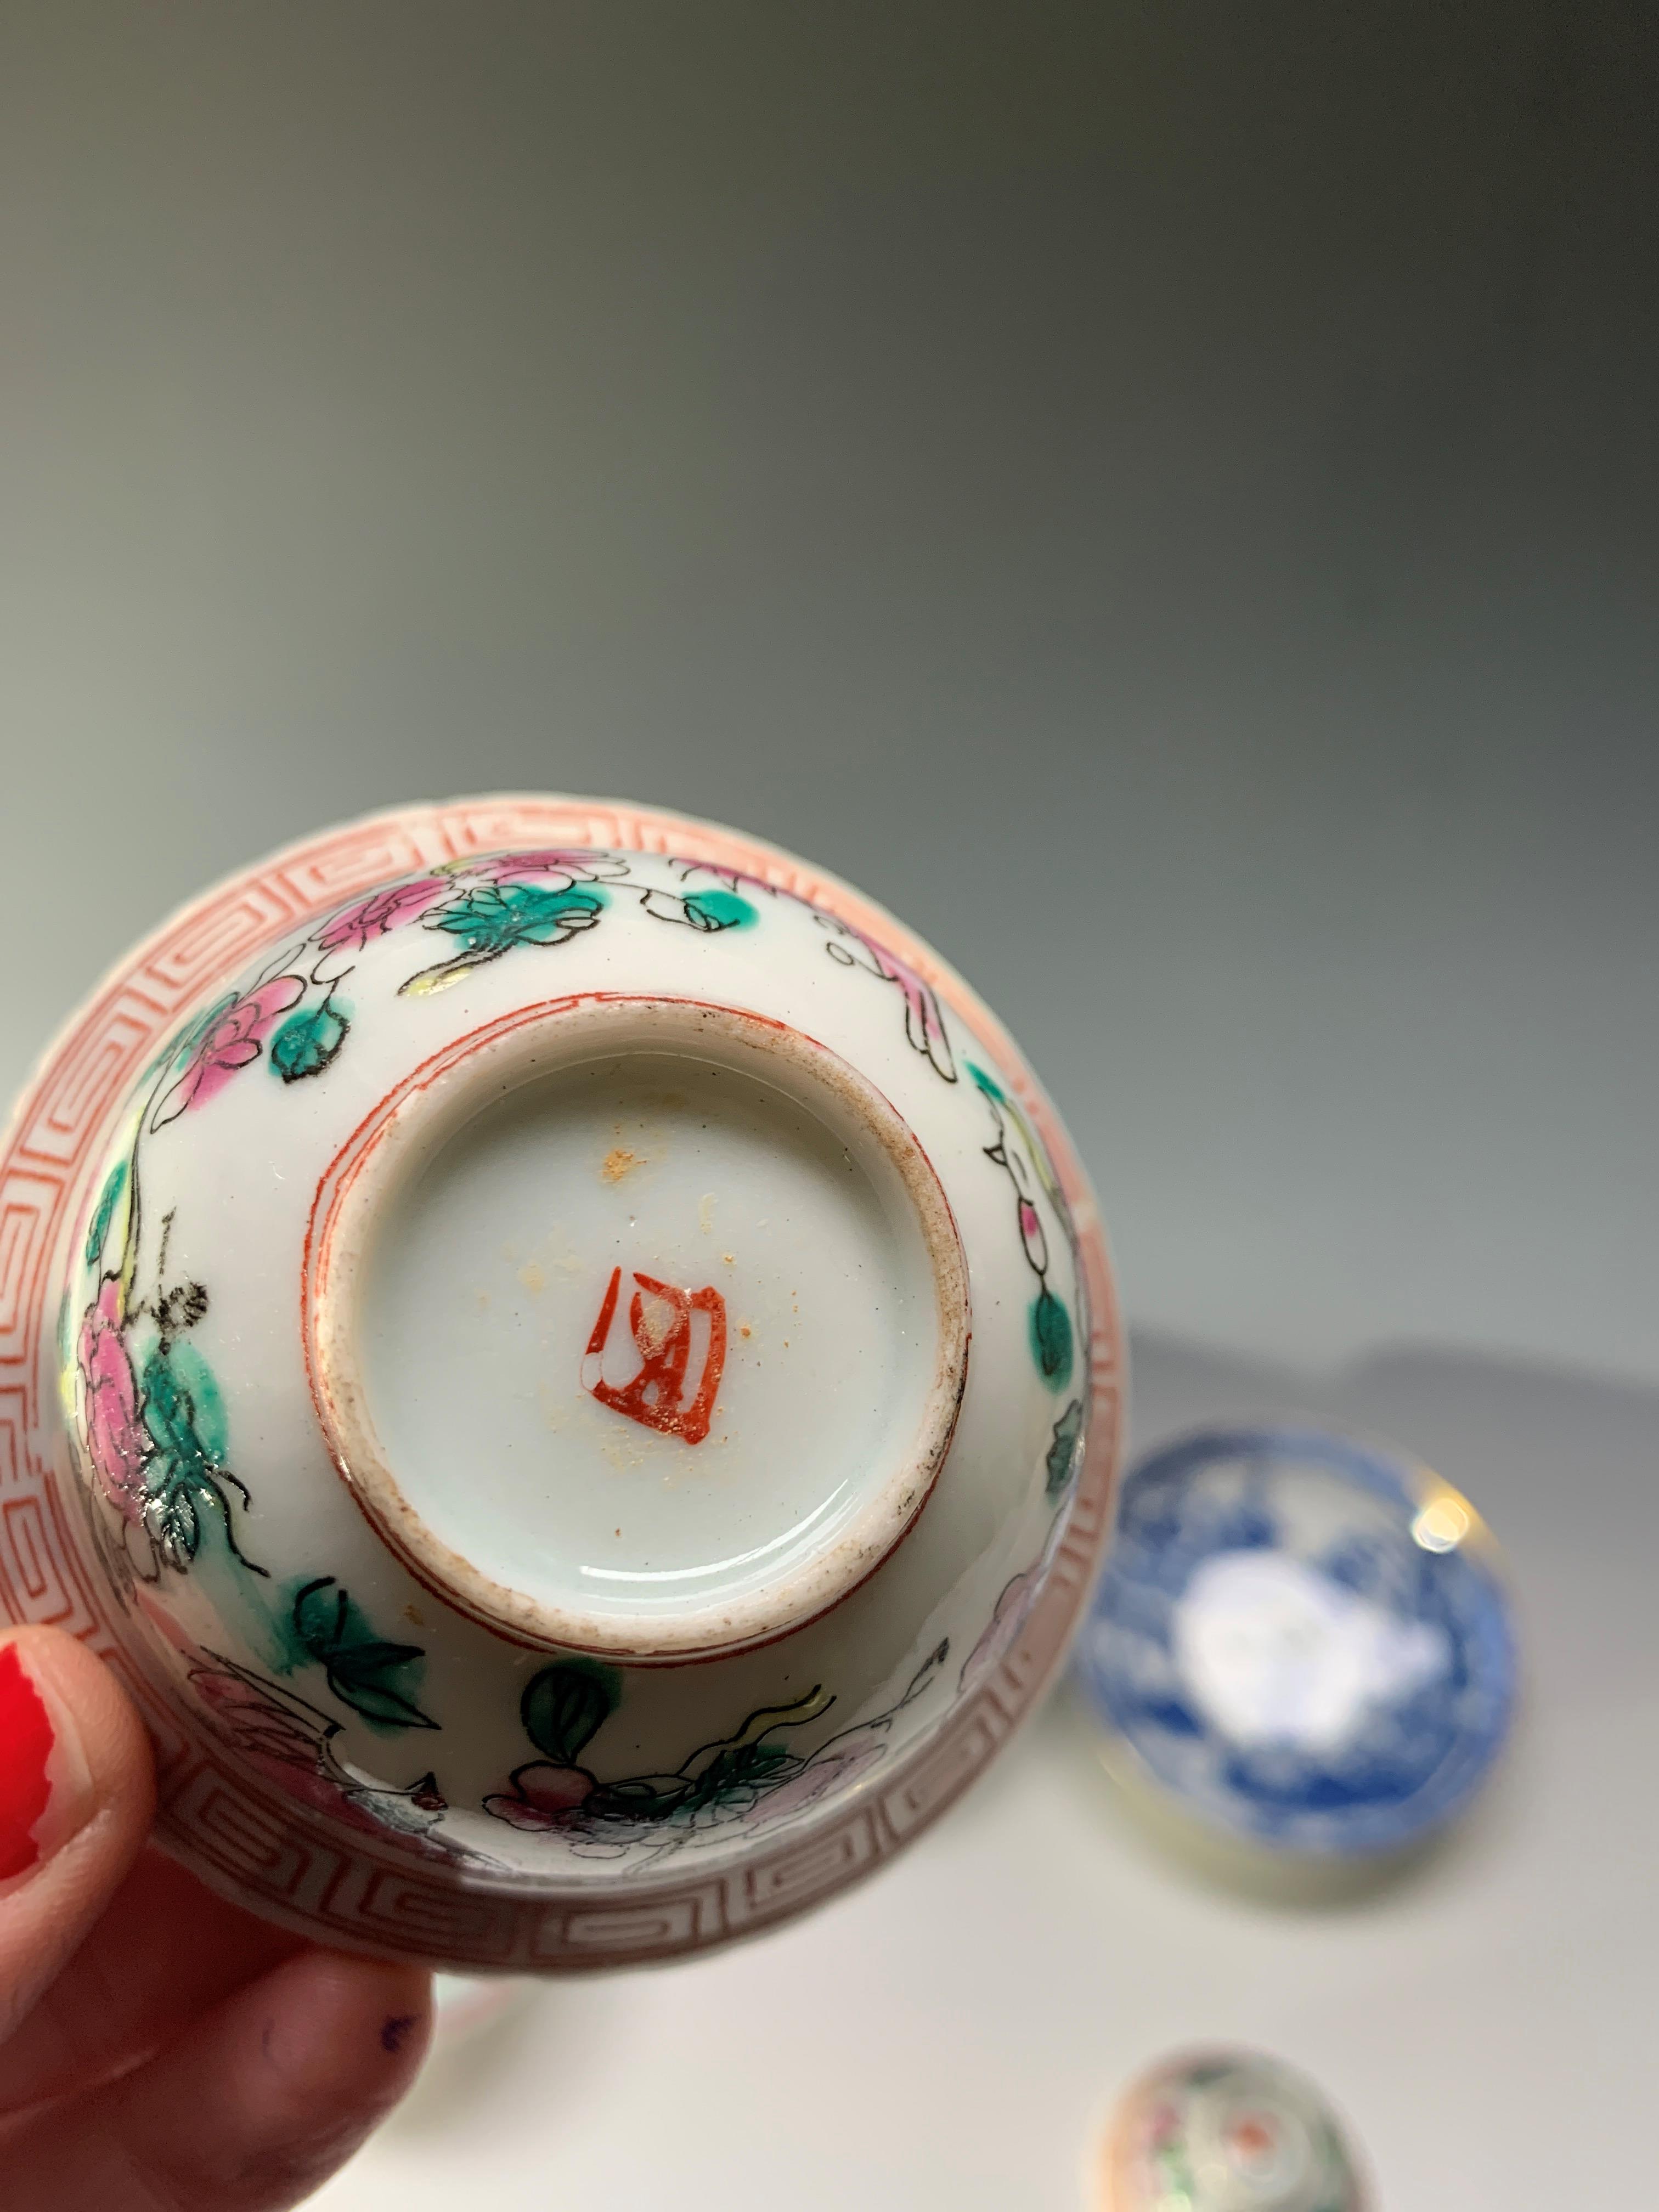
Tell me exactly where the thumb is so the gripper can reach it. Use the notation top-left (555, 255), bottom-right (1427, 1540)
top-left (1, 1625), bottom-right (155, 2045)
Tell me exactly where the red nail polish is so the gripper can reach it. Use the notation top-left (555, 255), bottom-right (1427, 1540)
top-left (0, 1643), bottom-right (55, 1880)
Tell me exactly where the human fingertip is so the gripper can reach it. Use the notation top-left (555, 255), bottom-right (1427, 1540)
top-left (0, 1945), bottom-right (433, 2208)
top-left (255, 1949), bottom-right (433, 2107)
top-left (377, 2006), bottom-right (424, 2056)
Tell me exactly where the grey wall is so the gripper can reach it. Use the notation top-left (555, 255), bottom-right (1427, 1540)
top-left (4, 2), bottom-right (1656, 1384)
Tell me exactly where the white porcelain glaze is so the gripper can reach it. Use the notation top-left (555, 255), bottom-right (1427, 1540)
top-left (308, 997), bottom-right (970, 1660)
top-left (2, 795), bottom-right (1123, 1970)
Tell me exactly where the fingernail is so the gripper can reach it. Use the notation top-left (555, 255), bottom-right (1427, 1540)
top-left (0, 1637), bottom-right (96, 1888)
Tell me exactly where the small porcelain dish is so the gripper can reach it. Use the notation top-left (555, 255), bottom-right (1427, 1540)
top-left (1098, 2047), bottom-right (1369, 2211)
top-left (1, 794), bottom-right (1122, 1970)
top-left (1074, 1423), bottom-right (1516, 1866)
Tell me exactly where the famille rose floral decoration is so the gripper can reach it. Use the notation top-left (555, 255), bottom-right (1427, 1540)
top-left (1098, 2049), bottom-right (1369, 2211)
top-left (4, 796), bottom-right (1122, 1972)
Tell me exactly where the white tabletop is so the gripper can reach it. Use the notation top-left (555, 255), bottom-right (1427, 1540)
top-left (314, 1332), bottom-right (1657, 2210)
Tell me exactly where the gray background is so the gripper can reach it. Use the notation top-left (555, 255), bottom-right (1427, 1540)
top-left (3, 5), bottom-right (1655, 2205)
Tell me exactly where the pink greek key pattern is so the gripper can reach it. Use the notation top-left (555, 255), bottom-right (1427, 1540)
top-left (0, 796), bottom-right (1124, 1971)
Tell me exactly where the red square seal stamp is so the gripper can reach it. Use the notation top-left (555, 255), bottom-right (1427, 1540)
top-left (580, 1267), bottom-right (729, 1445)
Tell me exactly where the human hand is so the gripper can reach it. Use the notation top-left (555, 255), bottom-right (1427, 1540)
top-left (1, 1624), bottom-right (432, 2209)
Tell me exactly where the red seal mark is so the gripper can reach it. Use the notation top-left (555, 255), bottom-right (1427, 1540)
top-left (1224, 2113), bottom-right (1280, 2171)
top-left (582, 1268), bottom-right (729, 1445)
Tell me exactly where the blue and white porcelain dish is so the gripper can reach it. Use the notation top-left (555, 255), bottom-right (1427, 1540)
top-left (1074, 1423), bottom-right (1516, 1859)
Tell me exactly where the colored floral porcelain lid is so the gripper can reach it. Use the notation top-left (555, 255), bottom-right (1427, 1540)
top-left (1075, 1424), bottom-right (1516, 1858)
top-left (1099, 2049), bottom-right (1368, 2211)
top-left (0, 794), bottom-right (1123, 1970)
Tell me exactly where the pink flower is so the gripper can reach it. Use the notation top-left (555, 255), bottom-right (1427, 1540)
top-left (741, 1739), bottom-right (885, 1831)
top-left (316, 877), bottom-right (448, 953)
top-left (960, 1563), bottom-right (1041, 1697)
top-left (483, 1761), bottom-right (597, 1831)
top-left (1149, 2102), bottom-right (1182, 2148)
top-left (960, 1511), bottom-right (1071, 1696)
top-left (668, 859), bottom-right (776, 899)
top-left (190, 1663), bottom-right (458, 1858)
top-left (460, 849), bottom-right (617, 886)
top-left (823, 925), bottom-right (957, 1082)
top-left (193, 1666), bottom-right (320, 1767)
top-left (153, 975), bottom-right (306, 1125)
top-left (77, 1281), bottom-right (148, 1522)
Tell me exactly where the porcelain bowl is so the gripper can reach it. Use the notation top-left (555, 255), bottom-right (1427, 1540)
top-left (2, 794), bottom-right (1122, 1971)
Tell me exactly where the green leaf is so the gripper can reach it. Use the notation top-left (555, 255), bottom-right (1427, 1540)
top-left (327, 1674), bottom-right (439, 1730)
top-left (329, 1639), bottom-right (426, 1684)
top-left (521, 1662), bottom-right (619, 1764)
top-left (584, 1774), bottom-right (691, 1821)
top-left (1029, 1288), bottom-right (1074, 1392)
top-left (432, 882), bottom-right (605, 957)
top-left (290, 1577), bottom-right (438, 1730)
top-left (133, 1341), bottom-right (266, 1576)
top-left (142, 1480), bottom-right (205, 1571)
top-left (269, 997), bottom-right (350, 1083)
top-left (292, 1576), bottom-right (348, 1656)
top-left (84, 1159), bottom-right (127, 1265)
top-left (170, 1340), bottom-right (230, 1465)
top-left (682, 889), bottom-right (756, 932)
top-left (142, 1341), bottom-right (224, 1477)
top-left (1045, 1397), bottom-right (1085, 1498)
